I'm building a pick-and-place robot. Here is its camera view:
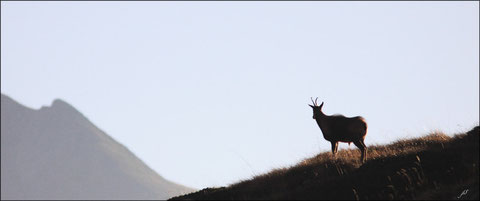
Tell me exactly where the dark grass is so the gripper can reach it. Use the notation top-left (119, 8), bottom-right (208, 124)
top-left (170, 126), bottom-right (479, 200)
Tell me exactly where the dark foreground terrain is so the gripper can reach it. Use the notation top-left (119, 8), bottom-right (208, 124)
top-left (170, 126), bottom-right (479, 200)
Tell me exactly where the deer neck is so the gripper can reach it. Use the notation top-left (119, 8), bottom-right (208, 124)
top-left (315, 112), bottom-right (332, 139)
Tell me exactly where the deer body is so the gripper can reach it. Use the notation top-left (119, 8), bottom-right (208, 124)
top-left (309, 98), bottom-right (368, 163)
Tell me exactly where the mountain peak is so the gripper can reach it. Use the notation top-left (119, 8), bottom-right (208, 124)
top-left (52, 98), bottom-right (73, 108)
top-left (2, 95), bottom-right (194, 199)
top-left (49, 98), bottom-right (80, 114)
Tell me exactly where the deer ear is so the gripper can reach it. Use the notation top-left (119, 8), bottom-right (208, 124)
top-left (308, 104), bottom-right (314, 108)
top-left (320, 102), bottom-right (324, 107)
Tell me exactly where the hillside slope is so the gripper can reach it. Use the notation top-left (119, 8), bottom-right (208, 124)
top-left (171, 126), bottom-right (479, 200)
top-left (1, 94), bottom-right (193, 199)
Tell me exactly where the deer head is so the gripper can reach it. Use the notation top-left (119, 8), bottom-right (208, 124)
top-left (308, 97), bottom-right (324, 119)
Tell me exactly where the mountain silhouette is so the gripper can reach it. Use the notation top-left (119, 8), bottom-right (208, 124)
top-left (1, 94), bottom-right (193, 199)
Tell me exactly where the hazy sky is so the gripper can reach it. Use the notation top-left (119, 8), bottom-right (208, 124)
top-left (1, 2), bottom-right (478, 189)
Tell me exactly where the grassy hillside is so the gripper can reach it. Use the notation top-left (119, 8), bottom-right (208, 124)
top-left (170, 126), bottom-right (479, 200)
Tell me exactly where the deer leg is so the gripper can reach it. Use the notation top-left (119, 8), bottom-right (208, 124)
top-left (360, 140), bottom-right (367, 162)
top-left (331, 141), bottom-right (338, 157)
top-left (334, 142), bottom-right (339, 155)
top-left (353, 140), bottom-right (366, 163)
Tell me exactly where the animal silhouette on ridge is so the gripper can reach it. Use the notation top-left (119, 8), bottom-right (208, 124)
top-left (309, 97), bottom-right (368, 163)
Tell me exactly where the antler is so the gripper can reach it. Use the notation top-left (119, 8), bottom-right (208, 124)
top-left (311, 97), bottom-right (319, 106)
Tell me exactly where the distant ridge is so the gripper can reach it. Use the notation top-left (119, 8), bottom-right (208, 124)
top-left (1, 94), bottom-right (194, 199)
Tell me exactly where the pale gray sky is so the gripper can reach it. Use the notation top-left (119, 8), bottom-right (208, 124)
top-left (1, 1), bottom-right (478, 189)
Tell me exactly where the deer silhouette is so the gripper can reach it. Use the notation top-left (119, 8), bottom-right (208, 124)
top-left (309, 97), bottom-right (368, 163)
